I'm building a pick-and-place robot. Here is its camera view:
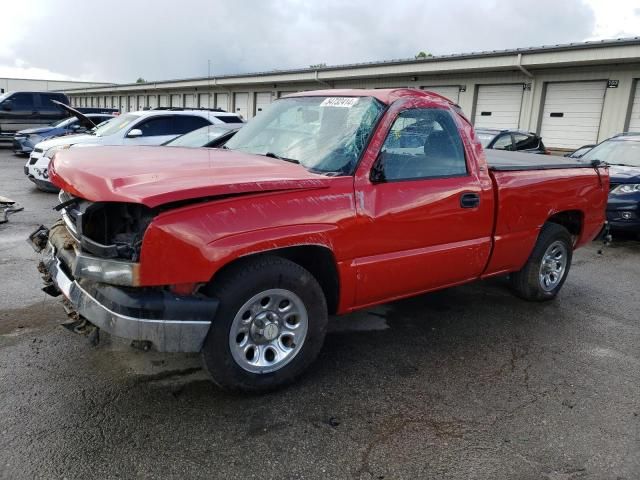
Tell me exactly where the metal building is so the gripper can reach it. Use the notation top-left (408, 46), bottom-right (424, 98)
top-left (61, 37), bottom-right (640, 150)
top-left (0, 77), bottom-right (112, 95)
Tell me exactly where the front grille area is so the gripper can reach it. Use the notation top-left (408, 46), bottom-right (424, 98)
top-left (58, 190), bottom-right (85, 241)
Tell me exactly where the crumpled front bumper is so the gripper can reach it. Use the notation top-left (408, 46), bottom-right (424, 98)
top-left (32, 224), bottom-right (217, 352)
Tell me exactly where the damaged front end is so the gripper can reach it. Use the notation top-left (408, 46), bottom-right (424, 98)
top-left (29, 192), bottom-right (218, 352)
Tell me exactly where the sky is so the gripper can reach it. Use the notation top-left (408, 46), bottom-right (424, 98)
top-left (1, 0), bottom-right (639, 84)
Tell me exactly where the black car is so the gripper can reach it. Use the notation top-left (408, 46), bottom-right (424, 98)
top-left (163, 124), bottom-right (241, 148)
top-left (580, 133), bottom-right (640, 234)
top-left (0, 91), bottom-right (70, 142)
top-left (476, 128), bottom-right (548, 154)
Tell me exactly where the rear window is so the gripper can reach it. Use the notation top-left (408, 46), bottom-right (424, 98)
top-left (215, 115), bottom-right (243, 124)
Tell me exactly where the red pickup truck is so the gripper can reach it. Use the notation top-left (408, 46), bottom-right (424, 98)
top-left (32, 89), bottom-right (609, 391)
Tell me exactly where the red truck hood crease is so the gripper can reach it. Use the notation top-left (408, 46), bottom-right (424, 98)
top-left (50, 146), bottom-right (332, 207)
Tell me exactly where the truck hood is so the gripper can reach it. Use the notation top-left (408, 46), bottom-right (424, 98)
top-left (50, 146), bottom-right (333, 208)
top-left (609, 165), bottom-right (640, 183)
top-left (17, 126), bottom-right (56, 136)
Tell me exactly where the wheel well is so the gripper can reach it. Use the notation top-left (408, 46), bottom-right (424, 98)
top-left (211, 246), bottom-right (340, 315)
top-left (547, 210), bottom-right (583, 238)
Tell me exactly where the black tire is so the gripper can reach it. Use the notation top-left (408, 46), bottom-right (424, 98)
top-left (201, 255), bottom-right (328, 392)
top-left (510, 223), bottom-right (573, 301)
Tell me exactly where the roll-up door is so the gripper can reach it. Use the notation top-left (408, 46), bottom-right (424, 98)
top-left (170, 94), bottom-right (181, 108)
top-left (626, 81), bottom-right (640, 132)
top-left (184, 94), bottom-right (196, 108)
top-left (473, 84), bottom-right (524, 129)
top-left (255, 92), bottom-right (272, 116)
top-left (215, 93), bottom-right (229, 111)
top-left (148, 95), bottom-right (157, 109)
top-left (199, 93), bottom-right (211, 108)
top-left (159, 95), bottom-right (169, 107)
top-left (234, 93), bottom-right (249, 119)
top-left (540, 81), bottom-right (607, 149)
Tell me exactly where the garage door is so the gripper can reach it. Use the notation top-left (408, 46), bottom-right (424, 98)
top-left (234, 93), bottom-right (249, 119)
top-left (473, 84), bottom-right (524, 129)
top-left (422, 86), bottom-right (460, 103)
top-left (120, 96), bottom-right (127, 112)
top-left (128, 96), bottom-right (136, 112)
top-left (158, 95), bottom-right (169, 107)
top-left (215, 93), bottom-right (229, 111)
top-left (137, 95), bottom-right (145, 110)
top-left (627, 81), bottom-right (640, 132)
top-left (540, 81), bottom-right (606, 149)
top-left (255, 92), bottom-right (272, 116)
top-left (199, 93), bottom-right (211, 108)
top-left (148, 95), bottom-right (157, 109)
top-left (184, 94), bottom-right (196, 108)
top-left (171, 94), bottom-right (181, 108)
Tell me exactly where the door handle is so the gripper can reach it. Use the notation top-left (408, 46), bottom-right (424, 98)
top-left (460, 192), bottom-right (480, 208)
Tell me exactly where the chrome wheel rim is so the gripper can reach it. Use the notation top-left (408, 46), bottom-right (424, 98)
top-left (539, 241), bottom-right (568, 292)
top-left (229, 288), bottom-right (308, 374)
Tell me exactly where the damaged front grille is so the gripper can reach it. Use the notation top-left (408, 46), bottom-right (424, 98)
top-left (56, 190), bottom-right (155, 261)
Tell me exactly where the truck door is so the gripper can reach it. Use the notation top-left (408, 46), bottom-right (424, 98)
top-left (352, 106), bottom-right (494, 307)
top-left (0, 93), bottom-right (37, 133)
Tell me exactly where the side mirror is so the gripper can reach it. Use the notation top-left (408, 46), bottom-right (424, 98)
top-left (1, 101), bottom-right (12, 111)
top-left (127, 128), bottom-right (143, 138)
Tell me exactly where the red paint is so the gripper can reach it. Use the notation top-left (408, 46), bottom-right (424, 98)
top-left (50, 89), bottom-right (609, 314)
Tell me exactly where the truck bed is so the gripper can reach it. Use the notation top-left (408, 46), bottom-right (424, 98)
top-left (485, 150), bottom-right (594, 171)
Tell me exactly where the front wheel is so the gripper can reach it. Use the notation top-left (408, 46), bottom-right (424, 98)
top-left (201, 256), bottom-right (328, 392)
top-left (510, 223), bottom-right (573, 301)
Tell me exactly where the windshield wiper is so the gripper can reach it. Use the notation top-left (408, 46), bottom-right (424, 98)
top-left (264, 152), bottom-right (300, 164)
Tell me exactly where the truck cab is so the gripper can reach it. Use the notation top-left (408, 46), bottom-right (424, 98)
top-left (0, 91), bottom-right (70, 141)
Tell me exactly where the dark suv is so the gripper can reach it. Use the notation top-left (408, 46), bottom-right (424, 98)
top-left (476, 128), bottom-right (549, 154)
top-left (0, 91), bottom-right (70, 141)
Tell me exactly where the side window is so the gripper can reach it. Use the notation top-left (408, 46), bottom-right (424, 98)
top-left (39, 94), bottom-right (66, 114)
top-left (513, 133), bottom-right (539, 150)
top-left (375, 108), bottom-right (467, 181)
top-left (173, 115), bottom-right (211, 134)
top-left (9, 93), bottom-right (35, 111)
top-left (492, 134), bottom-right (513, 150)
top-left (134, 116), bottom-right (175, 136)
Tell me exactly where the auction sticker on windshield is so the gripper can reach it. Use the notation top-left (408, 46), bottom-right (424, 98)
top-left (320, 97), bottom-right (359, 108)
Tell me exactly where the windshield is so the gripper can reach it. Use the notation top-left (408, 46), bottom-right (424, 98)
top-left (166, 125), bottom-right (236, 147)
top-left (476, 132), bottom-right (496, 147)
top-left (225, 96), bottom-right (385, 174)
top-left (92, 113), bottom-right (140, 137)
top-left (582, 139), bottom-right (640, 167)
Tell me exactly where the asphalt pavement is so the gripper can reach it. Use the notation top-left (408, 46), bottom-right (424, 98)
top-left (0, 147), bottom-right (638, 480)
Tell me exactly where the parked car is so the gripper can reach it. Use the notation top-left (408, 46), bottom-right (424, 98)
top-left (476, 128), bottom-right (549, 154)
top-left (580, 133), bottom-right (640, 234)
top-left (0, 91), bottom-right (70, 142)
top-left (25, 104), bottom-right (244, 192)
top-left (565, 144), bottom-right (595, 158)
top-left (163, 124), bottom-right (241, 148)
top-left (31, 88), bottom-right (608, 392)
top-left (13, 113), bottom-right (115, 154)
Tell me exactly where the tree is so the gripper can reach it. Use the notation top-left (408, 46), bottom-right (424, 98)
top-left (309, 63), bottom-right (327, 69)
top-left (135, 77), bottom-right (146, 83)
top-left (415, 51), bottom-right (433, 60)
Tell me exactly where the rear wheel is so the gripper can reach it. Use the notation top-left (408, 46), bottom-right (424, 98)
top-left (510, 223), bottom-right (573, 301)
top-left (201, 256), bottom-right (328, 392)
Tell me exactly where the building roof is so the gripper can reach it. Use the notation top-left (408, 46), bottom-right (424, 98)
top-left (62, 37), bottom-right (640, 93)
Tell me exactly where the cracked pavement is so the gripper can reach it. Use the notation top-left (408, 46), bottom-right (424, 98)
top-left (1, 148), bottom-right (639, 479)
